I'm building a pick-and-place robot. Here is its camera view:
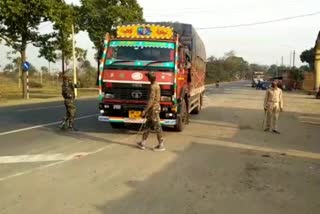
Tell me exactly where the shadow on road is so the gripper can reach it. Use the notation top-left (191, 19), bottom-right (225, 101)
top-left (94, 141), bottom-right (320, 214)
top-left (187, 105), bottom-right (320, 154)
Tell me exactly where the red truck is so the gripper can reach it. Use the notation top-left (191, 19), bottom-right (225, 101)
top-left (97, 23), bottom-right (206, 131)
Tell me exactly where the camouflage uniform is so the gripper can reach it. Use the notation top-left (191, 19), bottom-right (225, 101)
top-left (60, 77), bottom-right (77, 130)
top-left (137, 72), bottom-right (165, 151)
top-left (142, 81), bottom-right (163, 142)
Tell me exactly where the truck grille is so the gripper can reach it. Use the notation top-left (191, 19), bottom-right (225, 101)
top-left (104, 83), bottom-right (173, 101)
top-left (112, 88), bottom-right (149, 101)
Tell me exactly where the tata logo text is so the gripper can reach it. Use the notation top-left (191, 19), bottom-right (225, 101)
top-left (131, 72), bottom-right (143, 80)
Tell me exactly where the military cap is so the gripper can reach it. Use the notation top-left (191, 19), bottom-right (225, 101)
top-left (145, 71), bottom-right (156, 80)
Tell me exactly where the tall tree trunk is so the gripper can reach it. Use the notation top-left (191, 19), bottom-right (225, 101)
top-left (96, 48), bottom-right (103, 86)
top-left (62, 51), bottom-right (65, 74)
top-left (20, 49), bottom-right (27, 99)
top-left (96, 58), bottom-right (100, 86)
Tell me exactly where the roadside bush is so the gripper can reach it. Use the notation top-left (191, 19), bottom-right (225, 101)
top-left (28, 81), bottom-right (43, 88)
top-left (78, 68), bottom-right (97, 88)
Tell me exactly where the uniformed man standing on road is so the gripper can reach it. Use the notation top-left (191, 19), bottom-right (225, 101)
top-left (264, 80), bottom-right (284, 134)
top-left (137, 72), bottom-right (165, 152)
top-left (60, 75), bottom-right (78, 131)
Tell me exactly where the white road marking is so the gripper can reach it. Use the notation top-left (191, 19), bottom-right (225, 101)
top-left (0, 114), bottom-right (98, 136)
top-left (0, 153), bottom-right (89, 164)
top-left (17, 105), bottom-right (64, 112)
top-left (0, 146), bottom-right (111, 182)
top-left (0, 133), bottom-right (140, 182)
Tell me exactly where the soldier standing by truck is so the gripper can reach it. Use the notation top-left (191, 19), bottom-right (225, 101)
top-left (60, 75), bottom-right (78, 131)
top-left (137, 72), bottom-right (165, 152)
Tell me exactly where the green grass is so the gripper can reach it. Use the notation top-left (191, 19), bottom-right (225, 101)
top-left (0, 74), bottom-right (98, 105)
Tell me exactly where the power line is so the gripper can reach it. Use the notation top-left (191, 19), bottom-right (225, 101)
top-left (196, 11), bottom-right (320, 30)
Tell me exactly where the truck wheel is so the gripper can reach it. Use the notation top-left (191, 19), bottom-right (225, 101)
top-left (110, 122), bottom-right (125, 129)
top-left (174, 99), bottom-right (187, 132)
top-left (191, 94), bottom-right (202, 115)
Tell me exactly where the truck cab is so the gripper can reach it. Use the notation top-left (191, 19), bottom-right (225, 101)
top-left (98, 24), bottom-right (206, 131)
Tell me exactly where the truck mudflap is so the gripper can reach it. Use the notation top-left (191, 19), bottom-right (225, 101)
top-left (98, 116), bottom-right (176, 125)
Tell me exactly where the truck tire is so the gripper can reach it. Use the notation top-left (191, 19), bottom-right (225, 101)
top-left (110, 122), bottom-right (125, 129)
top-left (174, 98), bottom-right (187, 132)
top-left (191, 94), bottom-right (202, 115)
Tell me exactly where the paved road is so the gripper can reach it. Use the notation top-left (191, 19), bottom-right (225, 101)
top-left (0, 80), bottom-right (320, 214)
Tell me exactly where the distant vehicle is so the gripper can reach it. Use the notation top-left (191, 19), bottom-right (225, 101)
top-left (252, 71), bottom-right (264, 87)
top-left (260, 81), bottom-right (271, 90)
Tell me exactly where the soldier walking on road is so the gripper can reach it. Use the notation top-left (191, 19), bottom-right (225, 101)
top-left (60, 75), bottom-right (78, 131)
top-left (137, 72), bottom-right (165, 152)
top-left (264, 80), bottom-right (284, 134)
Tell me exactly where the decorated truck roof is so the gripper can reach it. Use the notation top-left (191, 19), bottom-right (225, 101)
top-left (117, 24), bottom-right (174, 40)
top-left (118, 22), bottom-right (206, 62)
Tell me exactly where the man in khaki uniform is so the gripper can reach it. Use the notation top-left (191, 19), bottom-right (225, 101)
top-left (137, 72), bottom-right (165, 151)
top-left (264, 80), bottom-right (284, 134)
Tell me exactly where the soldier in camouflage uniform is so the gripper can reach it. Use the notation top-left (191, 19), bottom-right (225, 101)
top-left (60, 75), bottom-right (78, 131)
top-left (137, 72), bottom-right (165, 152)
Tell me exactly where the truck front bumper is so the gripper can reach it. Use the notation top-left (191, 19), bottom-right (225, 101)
top-left (98, 116), bottom-right (176, 126)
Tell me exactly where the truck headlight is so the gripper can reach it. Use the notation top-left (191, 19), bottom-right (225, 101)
top-left (105, 93), bottom-right (114, 99)
top-left (161, 96), bottom-right (171, 102)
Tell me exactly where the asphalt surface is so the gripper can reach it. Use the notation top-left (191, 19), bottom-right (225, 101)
top-left (0, 80), bottom-right (320, 214)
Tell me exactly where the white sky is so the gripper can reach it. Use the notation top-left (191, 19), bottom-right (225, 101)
top-left (0, 0), bottom-right (319, 70)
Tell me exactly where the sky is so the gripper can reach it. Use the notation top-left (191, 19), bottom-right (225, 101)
top-left (0, 0), bottom-right (319, 71)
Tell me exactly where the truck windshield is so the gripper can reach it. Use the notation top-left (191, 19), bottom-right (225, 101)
top-left (105, 40), bottom-right (175, 70)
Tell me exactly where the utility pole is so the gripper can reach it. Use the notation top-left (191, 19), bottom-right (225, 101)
top-left (72, 24), bottom-right (77, 98)
top-left (18, 63), bottom-right (22, 89)
top-left (40, 69), bottom-right (43, 85)
top-left (289, 51), bottom-right (292, 68)
top-left (281, 56), bottom-right (284, 66)
top-left (293, 50), bottom-right (296, 68)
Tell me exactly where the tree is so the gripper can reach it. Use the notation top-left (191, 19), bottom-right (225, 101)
top-left (224, 50), bottom-right (236, 58)
top-left (41, 66), bottom-right (49, 73)
top-left (267, 64), bottom-right (278, 77)
top-left (38, 2), bottom-right (79, 74)
top-left (300, 48), bottom-right (315, 70)
top-left (207, 56), bottom-right (216, 62)
top-left (249, 64), bottom-right (268, 72)
top-left (299, 65), bottom-right (311, 72)
top-left (0, 0), bottom-right (57, 98)
top-left (291, 68), bottom-right (304, 82)
top-left (28, 63), bottom-right (39, 75)
top-left (206, 53), bottom-right (250, 82)
top-left (81, 60), bottom-right (92, 69)
top-left (3, 64), bottom-right (14, 73)
top-left (75, 48), bottom-right (87, 75)
top-left (79, 0), bottom-right (144, 70)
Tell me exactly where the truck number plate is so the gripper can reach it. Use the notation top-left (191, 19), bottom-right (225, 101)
top-left (129, 110), bottom-right (142, 119)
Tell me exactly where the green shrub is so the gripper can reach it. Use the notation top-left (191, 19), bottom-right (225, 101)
top-left (28, 81), bottom-right (43, 88)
